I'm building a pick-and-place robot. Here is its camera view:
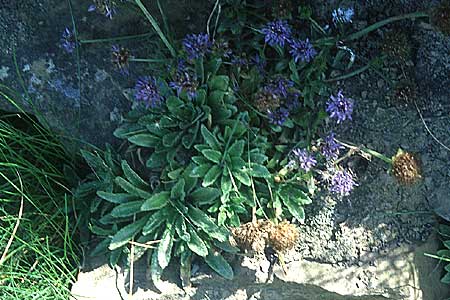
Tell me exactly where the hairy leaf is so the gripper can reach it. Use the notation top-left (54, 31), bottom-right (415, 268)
top-left (205, 250), bottom-right (234, 280)
top-left (141, 191), bottom-right (170, 211)
top-left (202, 165), bottom-right (222, 187)
top-left (109, 216), bottom-right (148, 250)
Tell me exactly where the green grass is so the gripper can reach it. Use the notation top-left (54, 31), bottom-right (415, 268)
top-left (0, 87), bottom-right (81, 299)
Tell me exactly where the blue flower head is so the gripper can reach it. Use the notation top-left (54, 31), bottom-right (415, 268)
top-left (291, 148), bottom-right (317, 172)
top-left (321, 132), bottom-right (343, 160)
top-left (329, 168), bottom-right (357, 196)
top-left (251, 54), bottom-right (266, 74)
top-left (326, 90), bottom-right (354, 124)
top-left (268, 107), bottom-right (289, 125)
top-left (61, 27), bottom-right (77, 54)
top-left (289, 38), bottom-right (317, 63)
top-left (182, 33), bottom-right (212, 60)
top-left (332, 7), bottom-right (354, 24)
top-left (169, 71), bottom-right (199, 100)
top-left (135, 76), bottom-right (164, 108)
top-left (261, 20), bottom-right (292, 47)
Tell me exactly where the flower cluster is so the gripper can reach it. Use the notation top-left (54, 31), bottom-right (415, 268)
top-left (169, 70), bottom-right (199, 100)
top-left (261, 20), bottom-right (292, 47)
top-left (61, 27), bottom-right (77, 54)
top-left (182, 33), bottom-right (213, 60)
top-left (332, 7), bottom-right (354, 24)
top-left (289, 39), bottom-right (317, 63)
top-left (267, 107), bottom-right (289, 126)
top-left (329, 169), bottom-right (357, 196)
top-left (321, 132), bottom-right (343, 160)
top-left (134, 76), bottom-right (164, 108)
top-left (326, 90), bottom-right (354, 124)
top-left (291, 148), bottom-right (317, 172)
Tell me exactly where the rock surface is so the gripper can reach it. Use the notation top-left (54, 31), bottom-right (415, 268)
top-left (71, 234), bottom-right (448, 300)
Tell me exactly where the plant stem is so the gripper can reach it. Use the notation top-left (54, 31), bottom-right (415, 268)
top-left (79, 32), bottom-right (153, 44)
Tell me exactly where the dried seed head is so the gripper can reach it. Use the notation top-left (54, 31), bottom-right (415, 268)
top-left (268, 221), bottom-right (299, 252)
top-left (111, 45), bottom-right (130, 74)
top-left (231, 220), bottom-right (271, 253)
top-left (430, 0), bottom-right (450, 35)
top-left (392, 149), bottom-right (422, 184)
top-left (254, 89), bottom-right (281, 113)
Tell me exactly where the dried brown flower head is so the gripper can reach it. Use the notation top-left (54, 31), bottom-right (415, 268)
top-left (231, 220), bottom-right (272, 253)
top-left (431, 0), bottom-right (450, 35)
top-left (232, 220), bottom-right (298, 253)
top-left (268, 220), bottom-right (299, 252)
top-left (112, 45), bottom-right (130, 74)
top-left (254, 89), bottom-right (281, 113)
top-left (392, 149), bottom-right (422, 184)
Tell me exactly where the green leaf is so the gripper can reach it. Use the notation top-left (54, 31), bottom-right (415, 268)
top-left (188, 205), bottom-right (228, 242)
top-left (208, 75), bottom-right (229, 91)
top-left (234, 169), bottom-right (251, 186)
top-left (166, 96), bottom-right (184, 112)
top-left (279, 185), bottom-right (312, 205)
top-left (200, 124), bottom-right (221, 150)
top-left (109, 248), bottom-right (122, 266)
top-left (202, 149), bottom-right (222, 163)
top-left (90, 238), bottom-right (111, 256)
top-left (113, 123), bottom-right (144, 139)
top-left (141, 191), bottom-right (170, 211)
top-left (284, 198), bottom-right (306, 221)
top-left (171, 179), bottom-right (186, 201)
top-left (227, 140), bottom-right (245, 157)
top-left (111, 200), bottom-right (144, 218)
top-left (202, 165), bottom-right (222, 187)
top-left (191, 163), bottom-right (212, 177)
top-left (441, 272), bottom-right (450, 284)
top-left (97, 191), bottom-right (137, 204)
top-left (150, 249), bottom-right (163, 290)
top-left (213, 240), bottom-right (240, 253)
top-left (249, 151), bottom-right (268, 164)
top-left (142, 210), bottom-right (165, 235)
top-left (109, 216), bottom-right (148, 250)
top-left (175, 217), bottom-right (190, 242)
top-left (162, 131), bottom-right (182, 147)
top-left (221, 174), bottom-right (232, 194)
top-left (81, 150), bottom-right (109, 174)
top-left (158, 224), bottom-right (175, 269)
top-left (187, 226), bottom-right (208, 257)
top-left (444, 240), bottom-right (450, 250)
top-left (114, 177), bottom-right (152, 199)
top-left (192, 155), bottom-right (209, 165)
top-left (190, 187), bottom-right (221, 205)
top-left (121, 160), bottom-right (148, 189)
top-left (146, 151), bottom-right (167, 168)
top-left (248, 164), bottom-right (271, 178)
top-left (128, 134), bottom-right (160, 147)
top-left (205, 250), bottom-right (234, 280)
top-left (180, 250), bottom-right (192, 288)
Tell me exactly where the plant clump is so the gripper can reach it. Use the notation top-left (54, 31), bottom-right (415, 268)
top-left (392, 149), bottom-right (422, 184)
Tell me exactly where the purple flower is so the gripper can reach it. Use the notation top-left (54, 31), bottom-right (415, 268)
top-left (61, 27), bottom-right (77, 54)
top-left (268, 107), bottom-right (289, 125)
top-left (134, 76), bottom-right (164, 108)
top-left (289, 38), bottom-right (317, 63)
top-left (332, 7), bottom-right (354, 24)
top-left (326, 90), bottom-right (354, 124)
top-left (111, 44), bottom-right (130, 75)
top-left (182, 33), bottom-right (212, 60)
top-left (169, 71), bottom-right (199, 100)
top-left (261, 20), bottom-right (292, 48)
top-left (329, 169), bottom-right (357, 196)
top-left (88, 0), bottom-right (120, 19)
top-left (291, 149), bottom-right (317, 172)
top-left (321, 132), bottom-right (343, 160)
top-left (270, 77), bottom-right (294, 98)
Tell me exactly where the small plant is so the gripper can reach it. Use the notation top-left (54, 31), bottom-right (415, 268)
top-left (71, 0), bottom-right (429, 288)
